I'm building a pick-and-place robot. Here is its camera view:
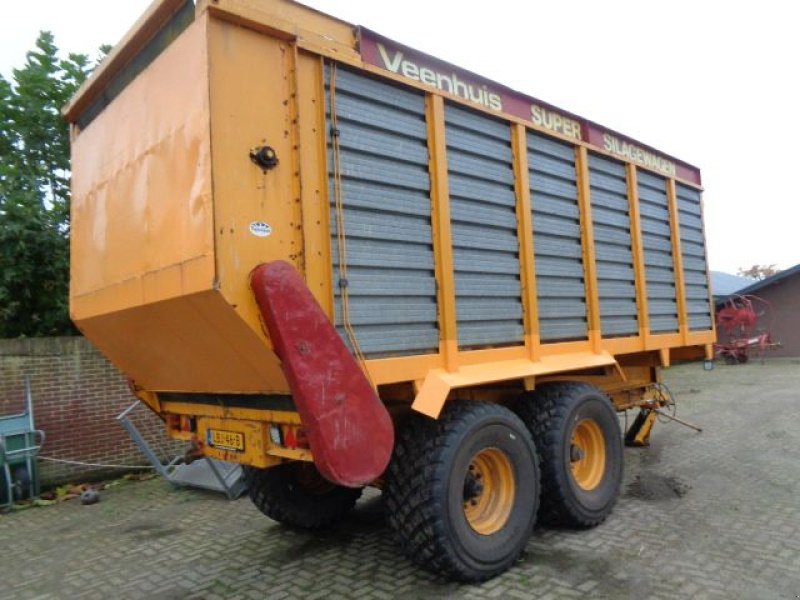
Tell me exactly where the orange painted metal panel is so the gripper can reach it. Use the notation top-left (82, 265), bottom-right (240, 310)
top-left (426, 94), bottom-right (459, 372)
top-left (70, 16), bottom-right (214, 320)
top-left (207, 17), bottom-right (304, 348)
top-left (296, 53), bottom-right (335, 314)
top-left (79, 290), bottom-right (288, 392)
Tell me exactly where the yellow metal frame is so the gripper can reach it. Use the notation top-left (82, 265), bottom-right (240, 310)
top-left (626, 165), bottom-right (650, 346)
top-left (576, 146), bottom-right (602, 354)
top-left (67, 0), bottom-right (716, 439)
top-left (512, 123), bottom-right (540, 362)
top-left (427, 94), bottom-right (459, 373)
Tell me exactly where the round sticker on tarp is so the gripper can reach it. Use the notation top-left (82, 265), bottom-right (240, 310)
top-left (249, 221), bottom-right (272, 238)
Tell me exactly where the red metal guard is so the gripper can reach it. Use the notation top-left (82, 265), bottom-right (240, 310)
top-left (250, 261), bottom-right (394, 488)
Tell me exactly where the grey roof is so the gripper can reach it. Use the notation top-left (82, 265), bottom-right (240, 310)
top-left (710, 271), bottom-right (755, 297)
top-left (734, 263), bottom-right (800, 296)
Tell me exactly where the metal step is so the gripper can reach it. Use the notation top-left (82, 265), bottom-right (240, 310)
top-left (166, 459), bottom-right (247, 499)
top-left (117, 401), bottom-right (247, 500)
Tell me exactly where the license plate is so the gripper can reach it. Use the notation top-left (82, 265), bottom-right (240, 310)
top-left (207, 429), bottom-right (245, 452)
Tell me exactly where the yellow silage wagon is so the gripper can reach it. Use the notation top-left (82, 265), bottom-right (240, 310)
top-left (65, 0), bottom-right (715, 581)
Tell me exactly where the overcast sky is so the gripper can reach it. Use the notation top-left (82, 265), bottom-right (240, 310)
top-left (2, 0), bottom-right (798, 274)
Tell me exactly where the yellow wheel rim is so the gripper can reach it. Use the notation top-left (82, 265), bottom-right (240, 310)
top-left (463, 448), bottom-right (516, 535)
top-left (570, 419), bottom-right (606, 491)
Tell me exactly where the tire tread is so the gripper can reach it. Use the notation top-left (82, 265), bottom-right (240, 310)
top-left (244, 464), bottom-right (362, 529)
top-left (385, 402), bottom-right (538, 582)
top-left (513, 382), bottom-right (621, 528)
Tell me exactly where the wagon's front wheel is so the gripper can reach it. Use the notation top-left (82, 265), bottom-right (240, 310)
top-left (386, 402), bottom-right (540, 582)
top-left (243, 462), bottom-right (362, 529)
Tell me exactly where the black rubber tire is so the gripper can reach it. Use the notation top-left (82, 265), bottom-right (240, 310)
top-left (243, 462), bottom-right (362, 529)
top-left (513, 382), bottom-right (622, 529)
top-left (11, 465), bottom-right (31, 501)
top-left (385, 402), bottom-right (540, 582)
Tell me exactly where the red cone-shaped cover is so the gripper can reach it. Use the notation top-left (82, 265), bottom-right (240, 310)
top-left (250, 261), bottom-right (394, 487)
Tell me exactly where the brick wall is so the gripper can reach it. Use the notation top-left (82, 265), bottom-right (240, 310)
top-left (0, 337), bottom-right (184, 486)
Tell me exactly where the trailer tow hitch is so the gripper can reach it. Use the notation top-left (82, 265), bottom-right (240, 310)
top-left (625, 384), bottom-right (702, 447)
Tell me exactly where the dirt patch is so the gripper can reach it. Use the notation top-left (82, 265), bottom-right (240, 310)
top-left (625, 473), bottom-right (691, 501)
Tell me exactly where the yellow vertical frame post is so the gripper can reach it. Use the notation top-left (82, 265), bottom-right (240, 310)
top-left (667, 178), bottom-right (689, 345)
top-left (426, 95), bottom-right (459, 372)
top-left (297, 55), bottom-right (335, 318)
top-left (576, 146), bottom-right (602, 352)
top-left (626, 165), bottom-right (650, 347)
top-left (511, 124), bottom-right (539, 362)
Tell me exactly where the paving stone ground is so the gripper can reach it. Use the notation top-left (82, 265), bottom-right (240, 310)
top-left (2, 359), bottom-right (800, 599)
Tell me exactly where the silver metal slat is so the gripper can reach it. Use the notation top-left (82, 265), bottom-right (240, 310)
top-left (539, 319), bottom-right (588, 340)
top-left (535, 277), bottom-right (589, 299)
top-left (337, 121), bottom-right (429, 164)
top-left (648, 299), bottom-right (678, 314)
top-left (330, 96), bottom-right (427, 139)
top-left (529, 155), bottom-right (579, 182)
top-left (446, 127), bottom-right (512, 160)
top-left (638, 202), bottom-right (670, 221)
top-left (641, 232), bottom-right (673, 253)
top-left (537, 300), bottom-right (588, 319)
top-left (592, 205), bottom-right (634, 229)
top-left (531, 195), bottom-right (581, 220)
top-left (333, 208), bottom-right (433, 245)
top-left (646, 266), bottom-right (678, 283)
top-left (534, 236), bottom-right (583, 260)
top-left (451, 222), bottom-right (519, 253)
top-left (337, 268), bottom-right (436, 296)
top-left (334, 150), bottom-right (430, 191)
top-left (332, 238), bottom-right (435, 270)
top-left (598, 280), bottom-right (637, 299)
top-left (449, 173), bottom-right (518, 207)
top-left (335, 180), bottom-right (430, 218)
top-left (447, 151), bottom-right (516, 186)
top-left (593, 223), bottom-right (634, 246)
top-left (531, 215), bottom-right (582, 240)
top-left (647, 282), bottom-right (678, 298)
top-left (640, 218), bottom-right (673, 237)
top-left (643, 251), bottom-right (676, 270)
top-left (534, 255), bottom-right (586, 279)
top-left (331, 68), bottom-right (425, 112)
top-left (528, 133), bottom-right (575, 160)
top-left (450, 198), bottom-right (518, 230)
top-left (650, 316), bottom-right (679, 332)
top-left (446, 104), bottom-right (511, 139)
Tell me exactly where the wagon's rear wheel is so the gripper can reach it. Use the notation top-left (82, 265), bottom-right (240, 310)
top-left (243, 462), bottom-right (362, 529)
top-left (514, 382), bottom-right (622, 528)
top-left (386, 402), bottom-right (540, 582)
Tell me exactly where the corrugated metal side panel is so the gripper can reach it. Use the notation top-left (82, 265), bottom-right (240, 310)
top-left (587, 154), bottom-right (638, 337)
top-left (637, 171), bottom-right (679, 333)
top-left (445, 102), bottom-right (523, 348)
top-left (326, 66), bottom-right (439, 357)
top-left (676, 183), bottom-right (713, 331)
top-left (527, 132), bottom-right (587, 342)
